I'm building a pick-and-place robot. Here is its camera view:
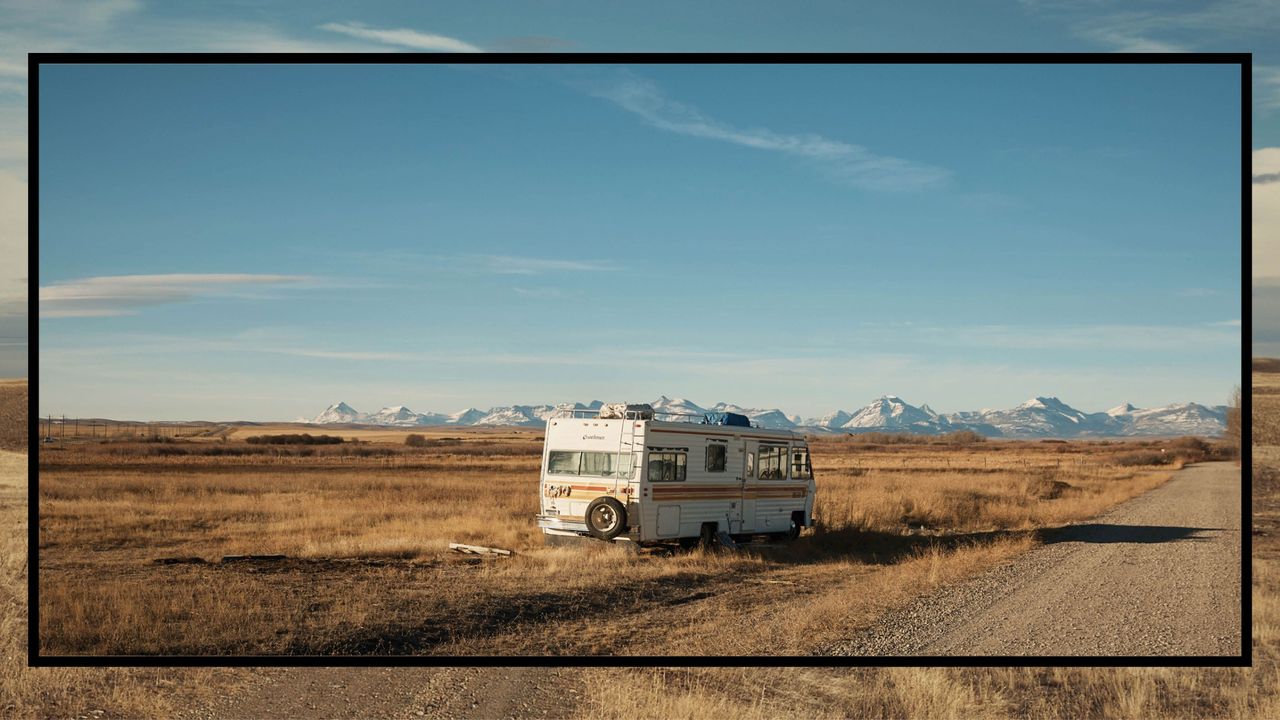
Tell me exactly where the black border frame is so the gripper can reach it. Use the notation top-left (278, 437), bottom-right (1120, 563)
top-left (26, 51), bottom-right (1252, 668)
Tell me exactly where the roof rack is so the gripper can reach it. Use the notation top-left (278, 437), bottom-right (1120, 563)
top-left (550, 406), bottom-right (761, 428)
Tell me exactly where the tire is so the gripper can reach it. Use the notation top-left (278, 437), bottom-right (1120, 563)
top-left (585, 497), bottom-right (627, 540)
top-left (787, 512), bottom-right (804, 541)
top-left (699, 522), bottom-right (717, 549)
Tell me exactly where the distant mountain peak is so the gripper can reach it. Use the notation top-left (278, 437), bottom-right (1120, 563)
top-left (313, 401), bottom-right (364, 424)
top-left (305, 394), bottom-right (1227, 437)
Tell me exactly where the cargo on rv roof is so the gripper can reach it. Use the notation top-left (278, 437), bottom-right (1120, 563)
top-left (598, 403), bottom-right (654, 420)
top-left (554, 403), bottom-right (762, 428)
top-left (702, 411), bottom-right (750, 427)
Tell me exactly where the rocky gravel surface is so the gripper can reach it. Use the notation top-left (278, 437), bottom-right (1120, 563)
top-left (822, 461), bottom-right (1242, 656)
top-left (196, 666), bottom-right (574, 719)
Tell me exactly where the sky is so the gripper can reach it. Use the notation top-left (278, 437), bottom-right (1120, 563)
top-left (0, 0), bottom-right (1265, 421)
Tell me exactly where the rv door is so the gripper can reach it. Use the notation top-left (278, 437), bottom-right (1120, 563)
top-left (734, 439), bottom-right (754, 534)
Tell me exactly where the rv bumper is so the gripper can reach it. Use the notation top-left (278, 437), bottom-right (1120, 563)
top-left (537, 514), bottom-right (589, 535)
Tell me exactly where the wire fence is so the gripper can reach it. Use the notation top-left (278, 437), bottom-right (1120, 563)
top-left (38, 415), bottom-right (189, 442)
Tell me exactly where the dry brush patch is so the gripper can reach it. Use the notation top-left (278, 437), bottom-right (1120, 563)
top-left (0, 380), bottom-right (26, 452)
top-left (2, 451), bottom-right (247, 718)
top-left (1256, 371), bottom-right (1280, 445)
top-left (36, 433), bottom-right (1194, 658)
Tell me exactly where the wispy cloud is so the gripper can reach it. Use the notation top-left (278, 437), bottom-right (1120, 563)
top-left (0, 8), bottom-right (417, 97)
top-left (906, 323), bottom-right (1240, 352)
top-left (0, 295), bottom-right (23, 317)
top-left (1073, 14), bottom-right (1189, 53)
top-left (492, 36), bottom-right (574, 53)
top-left (582, 70), bottom-right (951, 192)
top-left (265, 348), bottom-right (410, 361)
top-left (318, 22), bottom-right (481, 52)
top-left (310, 249), bottom-right (618, 277)
top-left (1026, 0), bottom-right (1280, 55)
top-left (1257, 149), bottom-right (1280, 278)
top-left (39, 273), bottom-right (312, 318)
top-left (472, 255), bottom-right (615, 275)
top-left (513, 287), bottom-right (567, 299)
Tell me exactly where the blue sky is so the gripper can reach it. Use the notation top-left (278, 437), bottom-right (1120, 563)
top-left (0, 1), bottom-right (1264, 420)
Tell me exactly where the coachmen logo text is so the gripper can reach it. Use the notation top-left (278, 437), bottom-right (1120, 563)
top-left (582, 434), bottom-right (605, 440)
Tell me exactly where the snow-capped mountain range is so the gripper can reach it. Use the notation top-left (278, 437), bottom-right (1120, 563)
top-left (306, 394), bottom-right (1229, 438)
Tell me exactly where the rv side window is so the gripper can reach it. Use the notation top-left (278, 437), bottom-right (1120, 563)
top-left (705, 443), bottom-right (727, 472)
top-left (791, 447), bottom-right (812, 480)
top-left (582, 451), bottom-right (615, 477)
top-left (759, 445), bottom-right (787, 480)
top-left (547, 451), bottom-right (582, 475)
top-left (647, 451), bottom-right (687, 482)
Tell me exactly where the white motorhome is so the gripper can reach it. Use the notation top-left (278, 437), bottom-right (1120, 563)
top-left (536, 404), bottom-right (816, 547)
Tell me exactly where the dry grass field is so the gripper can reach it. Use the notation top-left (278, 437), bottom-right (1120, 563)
top-left (36, 425), bottom-right (1216, 658)
top-left (5, 376), bottom-right (1271, 717)
top-left (3, 382), bottom-right (233, 718)
top-left (0, 378), bottom-right (26, 451)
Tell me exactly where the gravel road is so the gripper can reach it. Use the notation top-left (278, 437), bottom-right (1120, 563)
top-left (195, 666), bottom-right (576, 719)
top-left (824, 461), bottom-right (1242, 656)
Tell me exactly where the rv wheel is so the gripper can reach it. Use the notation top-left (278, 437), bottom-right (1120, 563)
top-left (787, 512), bottom-right (804, 541)
top-left (699, 522), bottom-right (717, 549)
top-left (585, 497), bottom-right (627, 541)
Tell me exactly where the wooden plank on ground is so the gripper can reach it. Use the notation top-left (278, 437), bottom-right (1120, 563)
top-left (448, 542), bottom-right (514, 557)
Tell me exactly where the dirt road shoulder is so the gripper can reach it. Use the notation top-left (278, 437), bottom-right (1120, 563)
top-left (825, 461), bottom-right (1242, 656)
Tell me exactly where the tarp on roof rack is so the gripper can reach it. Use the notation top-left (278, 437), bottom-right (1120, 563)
top-left (600, 403), bottom-right (654, 420)
top-left (703, 412), bottom-right (750, 427)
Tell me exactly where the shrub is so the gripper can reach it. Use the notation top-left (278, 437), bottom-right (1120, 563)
top-left (405, 434), bottom-right (427, 447)
top-left (1167, 436), bottom-right (1209, 454)
top-left (938, 430), bottom-right (986, 445)
top-left (850, 432), bottom-right (917, 445)
top-left (1225, 385), bottom-right (1241, 452)
top-left (244, 433), bottom-right (344, 445)
top-left (1113, 450), bottom-right (1175, 467)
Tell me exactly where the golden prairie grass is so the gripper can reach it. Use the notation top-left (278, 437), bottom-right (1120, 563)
top-left (1255, 372), bottom-right (1280, 445)
top-left (2, 451), bottom-right (245, 718)
top-left (0, 380), bottom-right (26, 451)
top-left (35, 432), bottom-right (1194, 658)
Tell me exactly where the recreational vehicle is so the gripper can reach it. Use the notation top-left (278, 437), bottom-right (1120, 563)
top-left (536, 404), bottom-right (816, 547)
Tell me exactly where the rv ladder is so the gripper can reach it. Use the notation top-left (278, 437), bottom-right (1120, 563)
top-left (617, 415), bottom-right (641, 485)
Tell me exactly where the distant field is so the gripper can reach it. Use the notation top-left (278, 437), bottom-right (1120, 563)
top-left (37, 429), bottom-right (1223, 657)
top-left (1256, 371), bottom-right (1280, 445)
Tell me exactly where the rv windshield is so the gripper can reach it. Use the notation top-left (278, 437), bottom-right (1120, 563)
top-left (546, 450), bottom-right (631, 478)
